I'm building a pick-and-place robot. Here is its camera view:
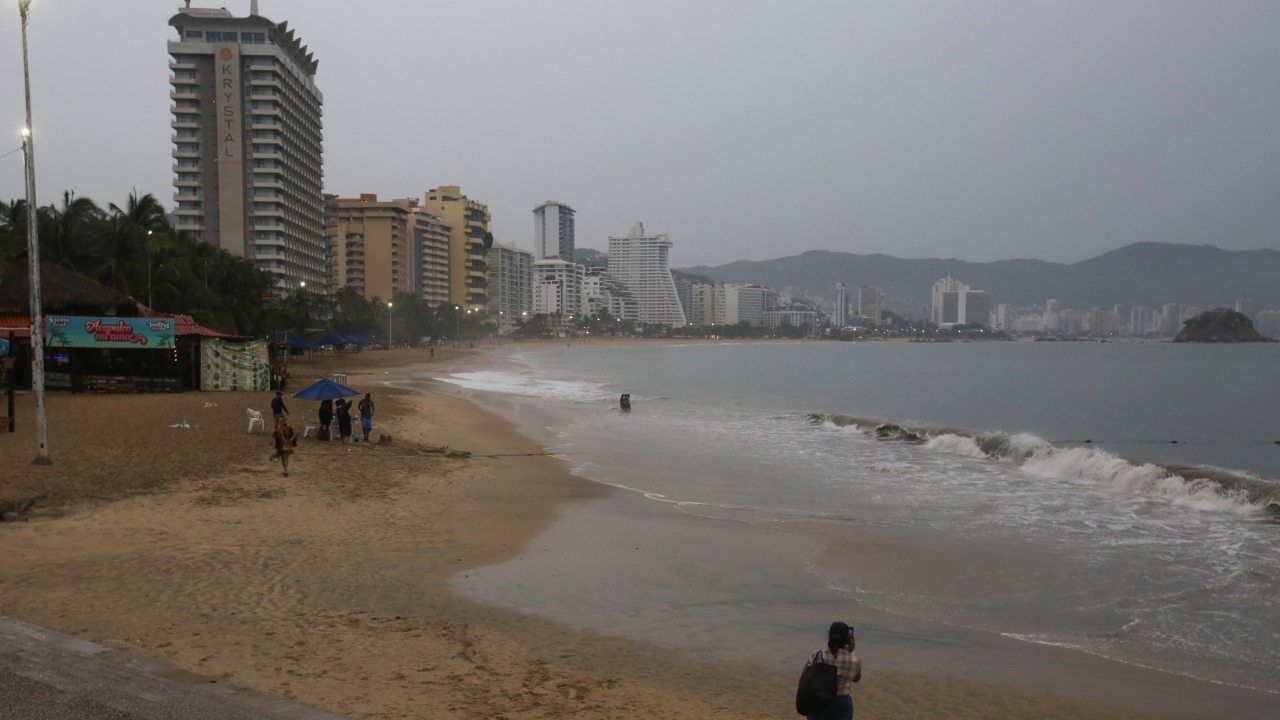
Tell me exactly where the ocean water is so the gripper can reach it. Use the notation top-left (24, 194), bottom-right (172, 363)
top-left (436, 341), bottom-right (1280, 701)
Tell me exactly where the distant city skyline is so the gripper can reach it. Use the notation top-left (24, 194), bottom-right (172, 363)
top-left (2, 1), bottom-right (1278, 268)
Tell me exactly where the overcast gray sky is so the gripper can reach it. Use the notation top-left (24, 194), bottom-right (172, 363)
top-left (2, 0), bottom-right (1277, 267)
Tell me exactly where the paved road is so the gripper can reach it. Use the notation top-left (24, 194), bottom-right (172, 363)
top-left (0, 615), bottom-right (348, 719)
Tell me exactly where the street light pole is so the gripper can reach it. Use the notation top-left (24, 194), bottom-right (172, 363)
top-left (387, 302), bottom-right (393, 348)
top-left (454, 305), bottom-right (460, 341)
top-left (19, 0), bottom-right (50, 464)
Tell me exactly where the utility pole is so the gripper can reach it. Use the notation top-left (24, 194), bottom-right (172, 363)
top-left (19, 0), bottom-right (50, 464)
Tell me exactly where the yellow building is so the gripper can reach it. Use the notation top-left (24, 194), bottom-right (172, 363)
top-left (327, 194), bottom-right (415, 302)
top-left (424, 185), bottom-right (493, 308)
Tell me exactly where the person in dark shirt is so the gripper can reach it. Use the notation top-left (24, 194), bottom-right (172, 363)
top-left (318, 398), bottom-right (334, 441)
top-left (271, 391), bottom-right (288, 421)
top-left (335, 398), bottom-right (353, 448)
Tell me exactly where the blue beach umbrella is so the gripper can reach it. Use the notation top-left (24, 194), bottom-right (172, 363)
top-left (292, 378), bottom-right (361, 401)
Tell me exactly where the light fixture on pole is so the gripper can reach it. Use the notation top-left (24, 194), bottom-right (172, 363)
top-left (387, 301), bottom-right (393, 348)
top-left (145, 229), bottom-right (155, 308)
top-left (454, 305), bottom-right (460, 340)
top-left (19, 0), bottom-right (50, 464)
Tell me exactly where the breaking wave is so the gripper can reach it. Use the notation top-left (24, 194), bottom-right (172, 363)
top-left (807, 413), bottom-right (1280, 516)
top-left (434, 371), bottom-right (613, 403)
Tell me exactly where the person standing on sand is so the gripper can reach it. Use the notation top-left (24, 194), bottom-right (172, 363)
top-left (272, 416), bottom-right (297, 476)
top-left (335, 398), bottom-right (353, 448)
top-left (271, 390), bottom-right (288, 422)
top-left (800, 621), bottom-right (861, 720)
top-left (318, 398), bottom-right (334, 441)
top-left (358, 393), bottom-right (375, 439)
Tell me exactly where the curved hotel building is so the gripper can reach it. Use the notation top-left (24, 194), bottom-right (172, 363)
top-left (168, 3), bottom-right (326, 292)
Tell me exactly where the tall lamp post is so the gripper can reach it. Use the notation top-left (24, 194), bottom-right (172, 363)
top-left (386, 301), bottom-right (393, 348)
top-left (19, 0), bottom-right (50, 464)
top-left (454, 305), bottom-right (460, 341)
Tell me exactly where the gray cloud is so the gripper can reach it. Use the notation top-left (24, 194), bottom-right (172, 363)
top-left (2, 0), bottom-right (1277, 267)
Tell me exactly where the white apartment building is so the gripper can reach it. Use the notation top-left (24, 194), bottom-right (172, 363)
top-left (487, 244), bottom-right (533, 327)
top-left (724, 284), bottom-right (766, 326)
top-left (607, 222), bottom-right (687, 326)
top-left (581, 268), bottom-right (638, 321)
top-left (931, 276), bottom-right (966, 325)
top-left (833, 283), bottom-right (849, 327)
top-left (1043, 299), bottom-right (1060, 331)
top-left (168, 4), bottom-right (326, 292)
top-left (763, 310), bottom-right (818, 329)
top-left (857, 286), bottom-right (884, 325)
top-left (690, 283), bottom-right (725, 325)
top-left (960, 290), bottom-right (990, 327)
top-left (532, 258), bottom-right (582, 317)
top-left (533, 201), bottom-right (575, 261)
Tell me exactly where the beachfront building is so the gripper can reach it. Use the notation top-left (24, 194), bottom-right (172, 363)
top-left (532, 258), bottom-right (582, 318)
top-left (1043, 299), bottom-right (1060, 331)
top-left (763, 309), bottom-right (818, 330)
top-left (581, 267), bottom-right (639, 321)
top-left (424, 186), bottom-right (493, 309)
top-left (411, 205), bottom-right (452, 307)
top-left (486, 244), bottom-right (533, 329)
top-left (607, 222), bottom-right (687, 326)
top-left (961, 290), bottom-right (990, 327)
top-left (168, 3), bottom-right (326, 292)
top-left (931, 276), bottom-right (965, 325)
top-left (857, 286), bottom-right (884, 326)
top-left (834, 283), bottom-right (850, 327)
top-left (533, 201), bottom-right (575, 261)
top-left (327, 193), bottom-right (442, 299)
top-left (724, 284), bottom-right (767, 326)
top-left (690, 283), bottom-right (725, 325)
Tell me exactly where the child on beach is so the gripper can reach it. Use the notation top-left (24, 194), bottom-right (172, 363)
top-left (272, 416), bottom-right (297, 476)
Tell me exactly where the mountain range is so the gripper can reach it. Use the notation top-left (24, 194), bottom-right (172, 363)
top-left (675, 243), bottom-right (1280, 314)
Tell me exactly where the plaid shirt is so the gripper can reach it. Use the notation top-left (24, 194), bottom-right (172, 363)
top-left (812, 648), bottom-right (861, 696)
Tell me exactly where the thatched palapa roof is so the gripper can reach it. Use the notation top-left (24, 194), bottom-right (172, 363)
top-left (0, 260), bottom-right (143, 316)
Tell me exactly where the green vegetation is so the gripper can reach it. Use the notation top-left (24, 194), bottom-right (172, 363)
top-left (0, 191), bottom-right (492, 344)
top-left (1, 192), bottom-right (269, 335)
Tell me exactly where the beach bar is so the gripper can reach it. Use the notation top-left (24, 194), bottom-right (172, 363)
top-left (0, 260), bottom-right (265, 393)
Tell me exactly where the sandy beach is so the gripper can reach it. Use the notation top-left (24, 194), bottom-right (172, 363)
top-left (0, 345), bottom-right (1252, 719)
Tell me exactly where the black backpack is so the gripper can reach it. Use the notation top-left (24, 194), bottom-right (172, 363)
top-left (795, 650), bottom-right (837, 716)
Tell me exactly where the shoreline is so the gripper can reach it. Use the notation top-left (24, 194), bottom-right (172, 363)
top-left (1, 346), bottom-right (1275, 718)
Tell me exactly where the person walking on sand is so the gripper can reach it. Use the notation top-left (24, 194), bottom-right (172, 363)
top-left (271, 390), bottom-right (288, 422)
top-left (335, 398), bottom-right (353, 449)
top-left (272, 416), bottom-right (298, 476)
top-left (358, 393), bottom-right (375, 439)
top-left (799, 622), bottom-right (861, 720)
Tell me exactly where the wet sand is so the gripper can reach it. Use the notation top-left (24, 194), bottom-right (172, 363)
top-left (1, 345), bottom-right (1273, 718)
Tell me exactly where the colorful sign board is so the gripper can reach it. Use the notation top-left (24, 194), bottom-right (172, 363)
top-left (45, 316), bottom-right (175, 350)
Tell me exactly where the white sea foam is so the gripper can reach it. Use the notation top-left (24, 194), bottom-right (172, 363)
top-left (924, 433), bottom-right (988, 458)
top-left (1019, 446), bottom-right (1262, 516)
top-left (435, 371), bottom-right (611, 403)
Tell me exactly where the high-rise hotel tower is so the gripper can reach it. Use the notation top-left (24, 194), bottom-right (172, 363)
top-left (533, 201), bottom-right (575, 261)
top-left (168, 2), bottom-right (326, 292)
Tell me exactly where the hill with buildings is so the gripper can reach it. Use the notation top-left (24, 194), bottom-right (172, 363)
top-left (680, 243), bottom-right (1280, 314)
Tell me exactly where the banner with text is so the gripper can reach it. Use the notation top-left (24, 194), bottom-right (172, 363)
top-left (45, 316), bottom-right (175, 350)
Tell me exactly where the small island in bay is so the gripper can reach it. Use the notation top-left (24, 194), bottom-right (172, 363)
top-left (1174, 308), bottom-right (1272, 343)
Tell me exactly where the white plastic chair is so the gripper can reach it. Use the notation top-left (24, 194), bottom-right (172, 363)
top-left (302, 415), bottom-right (318, 438)
top-left (247, 408), bottom-right (264, 433)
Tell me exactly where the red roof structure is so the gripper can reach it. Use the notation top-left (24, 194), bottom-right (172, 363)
top-left (0, 314), bottom-right (30, 338)
top-left (172, 314), bottom-right (250, 341)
